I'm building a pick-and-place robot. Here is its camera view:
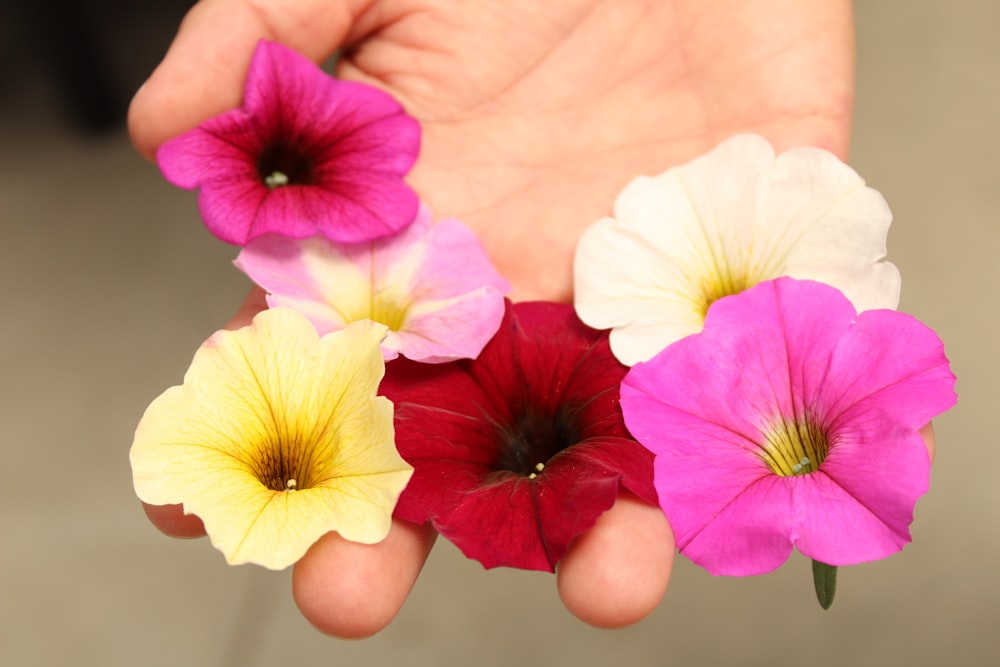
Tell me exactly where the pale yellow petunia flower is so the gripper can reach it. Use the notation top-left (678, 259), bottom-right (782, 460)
top-left (129, 308), bottom-right (412, 570)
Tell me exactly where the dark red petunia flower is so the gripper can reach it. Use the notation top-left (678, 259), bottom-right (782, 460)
top-left (157, 40), bottom-right (420, 246)
top-left (380, 300), bottom-right (656, 571)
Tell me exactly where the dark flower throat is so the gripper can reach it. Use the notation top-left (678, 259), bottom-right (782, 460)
top-left (249, 436), bottom-right (312, 492)
top-left (496, 405), bottom-right (581, 477)
top-left (258, 141), bottom-right (315, 188)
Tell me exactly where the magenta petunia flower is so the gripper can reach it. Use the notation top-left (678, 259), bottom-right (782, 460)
top-left (234, 204), bottom-right (510, 363)
top-left (157, 40), bottom-right (420, 245)
top-left (620, 278), bottom-right (956, 576)
top-left (379, 300), bottom-right (657, 572)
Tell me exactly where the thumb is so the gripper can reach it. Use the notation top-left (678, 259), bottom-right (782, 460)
top-left (128, 0), bottom-right (377, 160)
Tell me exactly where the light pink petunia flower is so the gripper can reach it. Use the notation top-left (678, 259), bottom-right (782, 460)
top-left (235, 205), bottom-right (510, 363)
top-left (620, 278), bottom-right (956, 576)
top-left (157, 40), bottom-right (420, 246)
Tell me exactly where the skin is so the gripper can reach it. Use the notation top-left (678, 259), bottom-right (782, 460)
top-left (130, 0), bottom-right (855, 638)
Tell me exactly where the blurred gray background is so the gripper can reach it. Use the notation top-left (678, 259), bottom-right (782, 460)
top-left (1, 1), bottom-right (997, 665)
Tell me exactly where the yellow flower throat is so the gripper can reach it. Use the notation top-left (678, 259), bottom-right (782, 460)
top-left (760, 417), bottom-right (829, 476)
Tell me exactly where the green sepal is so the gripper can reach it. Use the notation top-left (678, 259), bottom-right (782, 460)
top-left (811, 559), bottom-right (837, 609)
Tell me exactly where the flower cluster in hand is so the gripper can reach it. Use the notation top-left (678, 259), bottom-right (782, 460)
top-left (132, 39), bottom-right (646, 574)
top-left (131, 34), bottom-right (956, 613)
top-left (576, 135), bottom-right (956, 605)
top-left (131, 40), bottom-right (513, 569)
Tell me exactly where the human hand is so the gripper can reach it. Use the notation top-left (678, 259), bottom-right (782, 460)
top-left (129, 0), bottom-right (854, 637)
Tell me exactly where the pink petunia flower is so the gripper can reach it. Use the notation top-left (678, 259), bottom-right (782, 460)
top-left (157, 40), bottom-right (420, 246)
top-left (380, 300), bottom-right (656, 572)
top-left (234, 205), bottom-right (510, 363)
top-left (620, 278), bottom-right (956, 576)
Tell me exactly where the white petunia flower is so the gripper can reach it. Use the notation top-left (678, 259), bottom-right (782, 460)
top-left (573, 134), bottom-right (900, 366)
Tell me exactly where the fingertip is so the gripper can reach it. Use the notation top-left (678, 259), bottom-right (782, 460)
top-left (128, 0), bottom-right (368, 160)
top-left (225, 287), bottom-right (269, 330)
top-left (128, 0), bottom-right (261, 160)
top-left (126, 83), bottom-right (155, 162)
top-left (292, 519), bottom-right (436, 638)
top-left (141, 502), bottom-right (207, 539)
top-left (557, 492), bottom-right (674, 629)
top-left (921, 422), bottom-right (936, 463)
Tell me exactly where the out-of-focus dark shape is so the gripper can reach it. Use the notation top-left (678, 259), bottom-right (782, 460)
top-left (0, 0), bottom-right (194, 134)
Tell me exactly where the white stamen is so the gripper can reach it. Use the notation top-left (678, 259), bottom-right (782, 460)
top-left (265, 171), bottom-right (289, 188)
top-left (534, 462), bottom-right (545, 472)
top-left (285, 479), bottom-right (297, 491)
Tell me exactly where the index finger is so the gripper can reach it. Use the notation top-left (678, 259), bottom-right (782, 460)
top-left (128, 0), bottom-right (373, 159)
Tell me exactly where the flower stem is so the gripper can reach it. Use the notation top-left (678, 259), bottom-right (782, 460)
top-left (811, 559), bottom-right (837, 610)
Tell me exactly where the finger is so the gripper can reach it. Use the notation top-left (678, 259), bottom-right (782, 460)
top-left (141, 502), bottom-right (206, 538)
top-left (128, 0), bottom-right (373, 159)
top-left (226, 285), bottom-right (269, 329)
top-left (138, 286), bottom-right (268, 538)
top-left (556, 490), bottom-right (674, 628)
top-left (292, 518), bottom-right (437, 638)
top-left (921, 422), bottom-right (936, 463)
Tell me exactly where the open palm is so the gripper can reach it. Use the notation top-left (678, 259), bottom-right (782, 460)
top-left (129, 0), bottom-right (853, 637)
top-left (132, 0), bottom-right (853, 301)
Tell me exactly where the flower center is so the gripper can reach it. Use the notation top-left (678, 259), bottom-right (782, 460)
top-left (258, 141), bottom-right (315, 188)
top-left (496, 405), bottom-right (581, 477)
top-left (760, 417), bottom-right (829, 476)
top-left (248, 436), bottom-right (316, 492)
top-left (341, 290), bottom-right (410, 332)
top-left (698, 268), bottom-right (752, 318)
top-left (368, 292), bottom-right (409, 332)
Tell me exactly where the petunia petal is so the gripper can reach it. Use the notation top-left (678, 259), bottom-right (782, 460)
top-left (155, 113), bottom-right (264, 189)
top-left (819, 307), bottom-right (957, 431)
top-left (753, 144), bottom-right (900, 310)
top-left (621, 380), bottom-right (777, 564)
top-left (433, 462), bottom-right (622, 572)
top-left (621, 279), bottom-right (853, 446)
top-left (795, 423), bottom-right (931, 565)
top-left (235, 235), bottom-right (369, 335)
top-left (395, 288), bottom-right (509, 363)
top-left (671, 475), bottom-right (799, 576)
top-left (574, 216), bottom-right (708, 365)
